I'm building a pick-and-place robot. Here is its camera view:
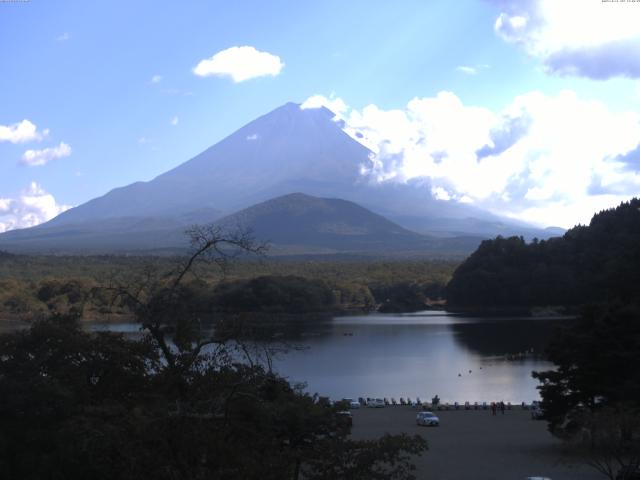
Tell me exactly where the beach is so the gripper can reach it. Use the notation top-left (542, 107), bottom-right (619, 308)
top-left (351, 406), bottom-right (601, 480)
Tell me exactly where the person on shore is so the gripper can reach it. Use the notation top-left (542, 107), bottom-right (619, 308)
top-left (491, 402), bottom-right (497, 415)
top-left (500, 401), bottom-right (505, 414)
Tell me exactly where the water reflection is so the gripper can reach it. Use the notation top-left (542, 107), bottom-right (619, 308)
top-left (273, 311), bottom-right (563, 403)
top-left (84, 311), bottom-right (566, 404)
top-left (450, 318), bottom-right (561, 356)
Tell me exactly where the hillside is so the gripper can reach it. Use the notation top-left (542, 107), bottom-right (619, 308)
top-left (216, 193), bottom-right (482, 255)
top-left (446, 198), bottom-right (640, 308)
top-left (0, 193), bottom-right (484, 256)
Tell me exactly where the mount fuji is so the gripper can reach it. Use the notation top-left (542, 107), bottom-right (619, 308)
top-left (0, 102), bottom-right (560, 255)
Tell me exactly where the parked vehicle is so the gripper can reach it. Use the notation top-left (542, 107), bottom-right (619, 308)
top-left (367, 398), bottom-right (385, 408)
top-left (416, 411), bottom-right (440, 427)
top-left (531, 405), bottom-right (544, 420)
top-left (349, 400), bottom-right (361, 409)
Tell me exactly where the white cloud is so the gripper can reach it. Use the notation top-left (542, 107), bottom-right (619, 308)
top-left (300, 94), bottom-right (349, 118)
top-left (170, 116), bottom-right (179, 126)
top-left (303, 91), bottom-right (640, 228)
top-left (151, 74), bottom-right (163, 83)
top-left (193, 46), bottom-right (284, 82)
top-left (0, 182), bottom-right (71, 233)
top-left (0, 119), bottom-right (48, 144)
top-left (21, 142), bottom-right (71, 167)
top-left (432, 186), bottom-right (452, 201)
top-left (492, 0), bottom-right (640, 79)
top-left (56, 32), bottom-right (71, 41)
top-left (456, 66), bottom-right (477, 75)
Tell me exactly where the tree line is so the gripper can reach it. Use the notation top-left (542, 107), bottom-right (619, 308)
top-left (446, 198), bottom-right (640, 308)
top-left (0, 255), bottom-right (455, 320)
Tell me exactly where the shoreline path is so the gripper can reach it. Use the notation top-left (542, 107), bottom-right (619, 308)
top-left (350, 407), bottom-right (602, 480)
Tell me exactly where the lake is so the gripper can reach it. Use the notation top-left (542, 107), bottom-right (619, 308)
top-left (88, 310), bottom-right (565, 404)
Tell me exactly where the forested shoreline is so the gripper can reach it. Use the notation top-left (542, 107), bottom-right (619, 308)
top-left (446, 198), bottom-right (640, 310)
top-left (0, 254), bottom-right (455, 321)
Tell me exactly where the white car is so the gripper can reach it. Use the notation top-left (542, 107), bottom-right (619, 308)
top-left (349, 400), bottom-right (361, 409)
top-left (367, 398), bottom-right (385, 408)
top-left (416, 411), bottom-right (440, 426)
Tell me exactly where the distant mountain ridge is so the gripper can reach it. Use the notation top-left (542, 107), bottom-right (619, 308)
top-left (0, 193), bottom-right (484, 256)
top-left (0, 102), bottom-right (562, 254)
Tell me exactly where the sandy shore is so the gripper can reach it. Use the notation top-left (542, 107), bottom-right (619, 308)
top-left (351, 406), bottom-right (601, 480)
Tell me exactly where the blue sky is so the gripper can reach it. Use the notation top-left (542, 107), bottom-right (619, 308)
top-left (2, 0), bottom-right (640, 230)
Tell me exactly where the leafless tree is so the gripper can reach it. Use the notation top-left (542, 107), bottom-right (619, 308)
top-left (105, 224), bottom-right (268, 373)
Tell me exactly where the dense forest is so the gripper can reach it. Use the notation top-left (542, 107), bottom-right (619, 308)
top-left (446, 198), bottom-right (640, 308)
top-left (0, 253), bottom-right (456, 321)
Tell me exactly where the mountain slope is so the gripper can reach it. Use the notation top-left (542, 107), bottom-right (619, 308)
top-left (215, 193), bottom-right (437, 254)
top-left (45, 103), bottom-right (369, 225)
top-left (0, 193), bottom-right (484, 255)
top-left (0, 102), bottom-right (561, 252)
top-left (215, 193), bottom-right (484, 255)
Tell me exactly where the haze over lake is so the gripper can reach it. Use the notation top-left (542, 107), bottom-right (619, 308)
top-left (89, 311), bottom-right (560, 403)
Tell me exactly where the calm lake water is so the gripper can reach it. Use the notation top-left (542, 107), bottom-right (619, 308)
top-left (87, 310), bottom-right (565, 404)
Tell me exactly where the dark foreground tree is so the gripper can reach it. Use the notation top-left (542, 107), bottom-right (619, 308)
top-left (533, 304), bottom-right (640, 434)
top-left (574, 406), bottom-right (640, 480)
top-left (0, 225), bottom-right (427, 479)
top-left (533, 303), bottom-right (640, 479)
top-left (0, 315), bottom-right (427, 479)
